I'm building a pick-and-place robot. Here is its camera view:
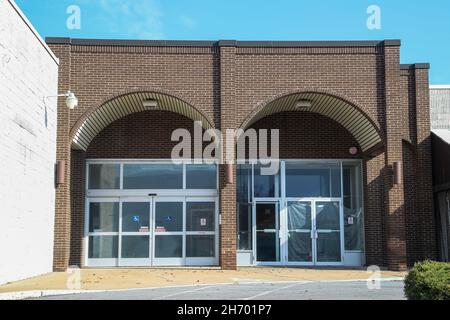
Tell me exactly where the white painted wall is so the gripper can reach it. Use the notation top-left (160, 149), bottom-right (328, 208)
top-left (0, 0), bottom-right (59, 285)
top-left (430, 86), bottom-right (450, 130)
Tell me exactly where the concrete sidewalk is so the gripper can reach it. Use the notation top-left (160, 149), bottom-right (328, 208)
top-left (0, 267), bottom-right (405, 297)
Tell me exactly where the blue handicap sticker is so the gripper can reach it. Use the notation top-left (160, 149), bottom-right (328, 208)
top-left (166, 216), bottom-right (174, 222)
top-left (132, 215), bottom-right (140, 222)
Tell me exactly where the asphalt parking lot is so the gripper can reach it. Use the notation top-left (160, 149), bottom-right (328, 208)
top-left (35, 280), bottom-right (405, 300)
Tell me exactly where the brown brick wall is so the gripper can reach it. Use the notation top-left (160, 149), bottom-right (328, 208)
top-left (48, 39), bottom-right (436, 271)
top-left (86, 111), bottom-right (199, 159)
top-left (247, 111), bottom-right (360, 159)
top-left (70, 150), bottom-right (85, 266)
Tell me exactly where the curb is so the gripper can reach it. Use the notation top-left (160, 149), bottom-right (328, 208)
top-left (0, 277), bottom-right (405, 300)
top-left (0, 289), bottom-right (103, 301)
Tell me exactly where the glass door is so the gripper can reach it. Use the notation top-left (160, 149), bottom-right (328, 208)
top-left (286, 201), bottom-right (314, 264)
top-left (284, 199), bottom-right (343, 266)
top-left (119, 198), bottom-right (152, 267)
top-left (254, 202), bottom-right (281, 264)
top-left (315, 201), bottom-right (343, 265)
top-left (153, 198), bottom-right (184, 266)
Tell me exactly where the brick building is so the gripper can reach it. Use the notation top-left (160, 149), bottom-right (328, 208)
top-left (46, 37), bottom-right (436, 272)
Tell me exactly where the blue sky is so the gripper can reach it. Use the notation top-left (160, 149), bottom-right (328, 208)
top-left (16, 0), bottom-right (450, 84)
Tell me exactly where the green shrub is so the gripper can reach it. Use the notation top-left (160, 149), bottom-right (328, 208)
top-left (404, 260), bottom-right (450, 300)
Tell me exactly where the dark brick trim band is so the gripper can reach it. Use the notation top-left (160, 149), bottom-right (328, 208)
top-left (46, 37), bottom-right (401, 48)
top-left (400, 63), bottom-right (431, 70)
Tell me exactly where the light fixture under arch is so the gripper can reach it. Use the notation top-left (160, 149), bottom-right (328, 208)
top-left (241, 92), bottom-right (383, 153)
top-left (71, 91), bottom-right (213, 151)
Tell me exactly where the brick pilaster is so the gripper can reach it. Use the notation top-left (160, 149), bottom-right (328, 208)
top-left (413, 67), bottom-right (436, 260)
top-left (383, 44), bottom-right (407, 271)
top-left (51, 44), bottom-right (72, 272)
top-left (219, 42), bottom-right (237, 270)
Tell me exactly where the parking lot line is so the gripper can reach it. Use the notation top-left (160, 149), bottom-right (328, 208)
top-left (243, 282), bottom-right (309, 300)
top-left (153, 285), bottom-right (214, 300)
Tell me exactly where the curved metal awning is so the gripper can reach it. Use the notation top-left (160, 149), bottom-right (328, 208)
top-left (242, 92), bottom-right (382, 152)
top-left (72, 92), bottom-right (212, 150)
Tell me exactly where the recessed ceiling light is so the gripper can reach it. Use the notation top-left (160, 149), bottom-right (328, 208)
top-left (143, 99), bottom-right (158, 109)
top-left (295, 100), bottom-right (312, 109)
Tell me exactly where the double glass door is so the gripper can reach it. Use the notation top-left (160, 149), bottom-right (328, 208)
top-left (254, 200), bottom-right (343, 265)
top-left (86, 197), bottom-right (217, 267)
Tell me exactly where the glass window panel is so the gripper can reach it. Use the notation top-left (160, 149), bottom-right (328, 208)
top-left (288, 232), bottom-right (313, 262)
top-left (88, 164), bottom-right (120, 189)
top-left (155, 235), bottom-right (183, 258)
top-left (237, 164), bottom-right (252, 203)
top-left (256, 232), bottom-right (280, 262)
top-left (186, 235), bottom-right (215, 257)
top-left (186, 202), bottom-right (215, 231)
top-left (285, 163), bottom-right (341, 198)
top-left (330, 166), bottom-right (342, 197)
top-left (256, 203), bottom-right (276, 230)
top-left (89, 202), bottom-right (119, 232)
top-left (237, 204), bottom-right (252, 250)
top-left (155, 202), bottom-right (183, 232)
top-left (88, 236), bottom-right (118, 258)
top-left (122, 202), bottom-right (150, 232)
top-left (237, 164), bottom-right (253, 250)
top-left (316, 232), bottom-right (341, 262)
top-left (315, 202), bottom-right (340, 230)
top-left (186, 164), bottom-right (217, 189)
top-left (254, 163), bottom-right (280, 198)
top-left (121, 236), bottom-right (149, 258)
top-left (288, 202), bottom-right (311, 230)
top-left (343, 163), bottom-right (364, 251)
top-left (123, 164), bottom-right (182, 189)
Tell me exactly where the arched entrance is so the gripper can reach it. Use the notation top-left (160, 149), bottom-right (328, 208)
top-left (236, 92), bottom-right (383, 267)
top-left (62, 91), bottom-right (220, 268)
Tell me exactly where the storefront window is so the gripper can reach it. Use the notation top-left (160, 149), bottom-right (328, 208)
top-left (123, 164), bottom-right (183, 189)
top-left (237, 164), bottom-right (253, 250)
top-left (285, 162), bottom-right (341, 198)
top-left (85, 160), bottom-right (218, 267)
top-left (89, 202), bottom-right (119, 232)
top-left (88, 236), bottom-right (118, 258)
top-left (238, 204), bottom-right (252, 250)
top-left (186, 235), bottom-right (215, 257)
top-left (186, 164), bottom-right (217, 189)
top-left (254, 163), bottom-right (280, 198)
top-left (186, 202), bottom-right (215, 231)
top-left (343, 162), bottom-right (364, 251)
top-left (88, 164), bottom-right (120, 189)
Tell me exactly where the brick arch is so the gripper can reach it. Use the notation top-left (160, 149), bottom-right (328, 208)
top-left (239, 89), bottom-right (385, 153)
top-left (69, 88), bottom-right (215, 151)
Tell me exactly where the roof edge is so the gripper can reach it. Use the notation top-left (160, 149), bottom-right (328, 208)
top-left (430, 85), bottom-right (450, 89)
top-left (45, 37), bottom-right (402, 48)
top-left (8, 0), bottom-right (59, 65)
top-left (400, 63), bottom-right (430, 70)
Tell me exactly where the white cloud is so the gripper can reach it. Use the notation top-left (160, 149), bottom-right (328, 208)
top-left (97, 0), bottom-right (164, 39)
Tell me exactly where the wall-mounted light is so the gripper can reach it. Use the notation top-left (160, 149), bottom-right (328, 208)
top-left (349, 146), bottom-right (359, 155)
top-left (225, 163), bottom-right (233, 184)
top-left (295, 100), bottom-right (312, 110)
top-left (143, 99), bottom-right (158, 109)
top-left (46, 90), bottom-right (78, 109)
top-left (393, 161), bottom-right (403, 185)
top-left (55, 160), bottom-right (65, 186)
